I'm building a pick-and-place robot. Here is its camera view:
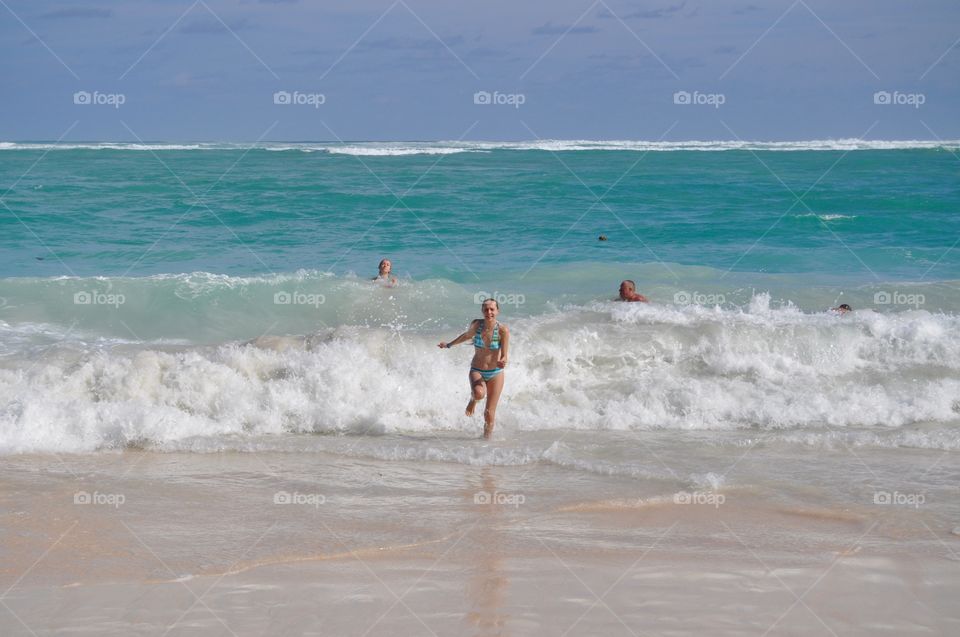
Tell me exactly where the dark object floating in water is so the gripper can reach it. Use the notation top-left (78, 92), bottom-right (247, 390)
top-left (35, 257), bottom-right (44, 260)
top-left (598, 235), bottom-right (608, 241)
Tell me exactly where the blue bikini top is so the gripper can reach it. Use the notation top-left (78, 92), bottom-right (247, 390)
top-left (473, 320), bottom-right (501, 350)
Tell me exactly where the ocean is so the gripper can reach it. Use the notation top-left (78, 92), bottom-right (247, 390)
top-left (2, 140), bottom-right (958, 635)
top-left (1, 140), bottom-right (959, 452)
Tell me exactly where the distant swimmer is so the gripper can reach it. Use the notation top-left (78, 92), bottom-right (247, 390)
top-left (373, 258), bottom-right (398, 287)
top-left (438, 298), bottom-right (510, 439)
top-left (831, 304), bottom-right (852, 315)
top-left (617, 280), bottom-right (648, 302)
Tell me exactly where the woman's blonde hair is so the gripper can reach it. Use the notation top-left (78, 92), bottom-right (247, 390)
top-left (482, 298), bottom-right (500, 310)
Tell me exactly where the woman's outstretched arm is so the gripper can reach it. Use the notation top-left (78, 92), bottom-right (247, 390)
top-left (438, 320), bottom-right (478, 348)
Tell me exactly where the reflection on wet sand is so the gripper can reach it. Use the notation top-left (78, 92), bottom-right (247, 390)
top-left (463, 468), bottom-right (510, 636)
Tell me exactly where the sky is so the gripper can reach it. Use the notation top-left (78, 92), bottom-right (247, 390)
top-left (1, 0), bottom-right (958, 141)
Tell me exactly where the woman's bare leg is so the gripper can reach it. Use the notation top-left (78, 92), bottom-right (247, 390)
top-left (466, 370), bottom-right (485, 416)
top-left (482, 372), bottom-right (505, 439)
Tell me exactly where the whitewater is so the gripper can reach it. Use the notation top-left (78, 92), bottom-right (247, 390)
top-left (2, 275), bottom-right (957, 454)
top-left (2, 142), bottom-right (958, 460)
top-left (3, 139), bottom-right (960, 154)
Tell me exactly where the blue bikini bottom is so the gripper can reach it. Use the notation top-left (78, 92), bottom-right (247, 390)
top-left (470, 367), bottom-right (503, 381)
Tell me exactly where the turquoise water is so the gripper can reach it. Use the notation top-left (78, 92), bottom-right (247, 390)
top-left (2, 143), bottom-right (958, 281)
top-left (2, 141), bottom-right (960, 452)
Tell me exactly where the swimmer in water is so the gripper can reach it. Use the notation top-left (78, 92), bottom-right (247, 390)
top-left (617, 280), bottom-right (648, 302)
top-left (438, 298), bottom-right (510, 439)
top-left (831, 303), bottom-right (852, 315)
top-left (373, 258), bottom-right (398, 287)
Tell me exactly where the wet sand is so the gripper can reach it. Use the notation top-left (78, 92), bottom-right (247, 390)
top-left (1, 449), bottom-right (958, 636)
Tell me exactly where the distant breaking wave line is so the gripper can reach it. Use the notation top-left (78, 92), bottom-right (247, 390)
top-left (1, 139), bottom-right (959, 154)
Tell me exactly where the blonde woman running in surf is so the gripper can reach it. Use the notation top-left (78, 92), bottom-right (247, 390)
top-left (438, 298), bottom-right (510, 439)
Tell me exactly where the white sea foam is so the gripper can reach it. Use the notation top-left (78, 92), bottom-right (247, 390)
top-left (2, 140), bottom-right (957, 153)
top-left (0, 142), bottom-right (224, 151)
top-left (795, 213), bottom-right (857, 221)
top-left (324, 145), bottom-right (478, 156)
top-left (463, 139), bottom-right (960, 152)
top-left (2, 295), bottom-right (958, 454)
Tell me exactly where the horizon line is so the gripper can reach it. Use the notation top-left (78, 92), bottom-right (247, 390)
top-left (3, 137), bottom-right (959, 144)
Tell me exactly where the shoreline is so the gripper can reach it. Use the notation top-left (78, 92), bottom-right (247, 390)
top-left (2, 449), bottom-right (957, 635)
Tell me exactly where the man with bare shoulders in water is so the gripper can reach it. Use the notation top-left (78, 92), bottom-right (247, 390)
top-left (618, 280), bottom-right (648, 302)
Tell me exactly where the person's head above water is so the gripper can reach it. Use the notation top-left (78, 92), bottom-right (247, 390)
top-left (373, 259), bottom-right (398, 286)
top-left (618, 280), bottom-right (648, 302)
top-left (832, 303), bottom-right (852, 314)
top-left (481, 298), bottom-right (500, 318)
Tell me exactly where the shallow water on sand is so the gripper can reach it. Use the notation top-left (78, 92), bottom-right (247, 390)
top-left (1, 441), bottom-right (957, 635)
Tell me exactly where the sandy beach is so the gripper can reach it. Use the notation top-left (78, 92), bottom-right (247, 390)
top-left (2, 439), bottom-right (957, 636)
